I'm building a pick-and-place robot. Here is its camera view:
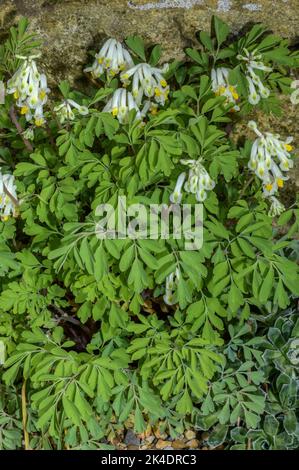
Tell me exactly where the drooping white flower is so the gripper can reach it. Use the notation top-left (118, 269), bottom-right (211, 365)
top-left (120, 63), bottom-right (170, 106)
top-left (103, 88), bottom-right (141, 123)
top-left (22, 127), bottom-right (34, 141)
top-left (7, 55), bottom-right (40, 100)
top-left (7, 55), bottom-right (50, 127)
top-left (174, 159), bottom-right (215, 202)
top-left (248, 120), bottom-right (294, 195)
top-left (246, 75), bottom-right (260, 105)
top-left (268, 196), bottom-right (285, 217)
top-left (211, 67), bottom-right (240, 111)
top-left (54, 99), bottom-right (88, 123)
top-left (0, 170), bottom-right (19, 221)
top-left (237, 49), bottom-right (272, 105)
top-left (163, 267), bottom-right (180, 306)
top-left (84, 39), bottom-right (134, 79)
top-left (170, 172), bottom-right (186, 204)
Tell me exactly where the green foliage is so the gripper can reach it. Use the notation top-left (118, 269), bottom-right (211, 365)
top-left (0, 17), bottom-right (298, 450)
top-left (0, 18), bottom-right (40, 77)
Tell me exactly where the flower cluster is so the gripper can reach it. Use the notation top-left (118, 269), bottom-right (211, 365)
top-left (84, 38), bottom-right (170, 123)
top-left (170, 160), bottom-right (215, 203)
top-left (54, 99), bottom-right (88, 124)
top-left (0, 170), bottom-right (19, 221)
top-left (211, 67), bottom-right (240, 111)
top-left (103, 88), bottom-right (142, 124)
top-left (120, 63), bottom-right (169, 106)
top-left (163, 268), bottom-right (180, 306)
top-left (84, 39), bottom-right (134, 79)
top-left (237, 49), bottom-right (272, 105)
top-left (248, 120), bottom-right (294, 197)
top-left (268, 196), bottom-right (285, 217)
top-left (6, 55), bottom-right (50, 127)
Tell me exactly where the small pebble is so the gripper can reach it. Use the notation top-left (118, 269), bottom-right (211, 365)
top-left (156, 439), bottom-right (170, 449)
top-left (124, 429), bottom-right (140, 446)
top-left (185, 430), bottom-right (196, 440)
top-left (172, 440), bottom-right (187, 449)
top-left (186, 439), bottom-right (199, 449)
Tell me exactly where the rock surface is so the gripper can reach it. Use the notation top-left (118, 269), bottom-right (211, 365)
top-left (0, 0), bottom-right (298, 85)
top-left (0, 0), bottom-right (298, 183)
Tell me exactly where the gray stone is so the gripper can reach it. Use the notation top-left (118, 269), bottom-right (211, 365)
top-left (124, 429), bottom-right (141, 446)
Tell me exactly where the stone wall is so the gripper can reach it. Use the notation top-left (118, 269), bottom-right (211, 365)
top-left (0, 0), bottom-right (298, 84)
top-left (0, 0), bottom-right (298, 186)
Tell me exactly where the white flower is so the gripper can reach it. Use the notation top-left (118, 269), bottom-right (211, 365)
top-left (163, 267), bottom-right (180, 306)
top-left (268, 196), bottom-right (285, 217)
top-left (248, 121), bottom-right (294, 195)
top-left (237, 49), bottom-right (272, 105)
top-left (0, 170), bottom-right (19, 221)
top-left (7, 56), bottom-right (50, 127)
top-left (170, 172), bottom-right (186, 203)
top-left (7, 56), bottom-right (40, 100)
top-left (84, 39), bottom-right (134, 79)
top-left (237, 49), bottom-right (272, 72)
top-left (120, 63), bottom-right (170, 107)
top-left (246, 75), bottom-right (260, 105)
top-left (103, 88), bottom-right (141, 123)
top-left (54, 99), bottom-right (88, 123)
top-left (176, 159), bottom-right (215, 202)
top-left (22, 128), bottom-right (34, 141)
top-left (211, 67), bottom-right (240, 111)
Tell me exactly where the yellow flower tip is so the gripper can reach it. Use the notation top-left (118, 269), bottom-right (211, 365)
top-left (119, 63), bottom-right (125, 71)
top-left (160, 79), bottom-right (167, 88)
top-left (112, 107), bottom-right (118, 117)
top-left (154, 87), bottom-right (162, 97)
top-left (284, 144), bottom-right (293, 152)
top-left (13, 90), bottom-right (19, 100)
top-left (150, 108), bottom-right (158, 115)
top-left (20, 106), bottom-right (29, 115)
top-left (265, 183), bottom-right (273, 192)
top-left (35, 118), bottom-right (44, 127)
top-left (1, 215), bottom-right (10, 222)
top-left (39, 90), bottom-right (46, 100)
top-left (97, 57), bottom-right (104, 64)
top-left (231, 88), bottom-right (239, 100)
top-left (277, 178), bottom-right (284, 188)
top-left (229, 85), bottom-right (238, 99)
top-left (218, 85), bottom-right (226, 96)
